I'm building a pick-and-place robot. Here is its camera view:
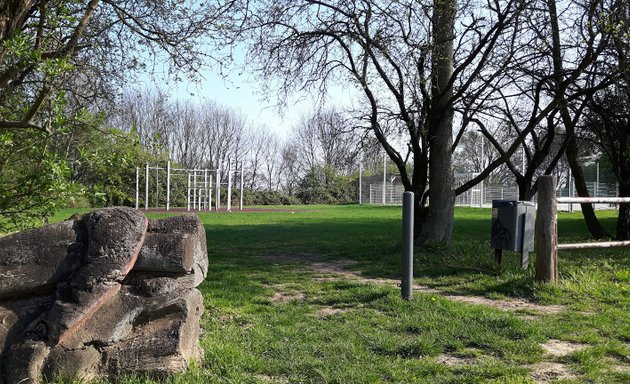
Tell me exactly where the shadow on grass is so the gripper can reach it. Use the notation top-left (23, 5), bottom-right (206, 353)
top-left (202, 208), bottom-right (628, 305)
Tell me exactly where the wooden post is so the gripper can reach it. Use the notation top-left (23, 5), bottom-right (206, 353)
top-left (535, 175), bottom-right (558, 283)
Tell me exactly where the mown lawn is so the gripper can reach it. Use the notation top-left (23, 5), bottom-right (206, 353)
top-left (51, 205), bottom-right (629, 383)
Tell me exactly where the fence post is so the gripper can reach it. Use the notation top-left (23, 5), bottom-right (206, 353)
top-left (535, 175), bottom-right (558, 283)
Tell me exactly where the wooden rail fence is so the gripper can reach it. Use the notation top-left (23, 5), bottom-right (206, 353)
top-left (535, 175), bottom-right (630, 283)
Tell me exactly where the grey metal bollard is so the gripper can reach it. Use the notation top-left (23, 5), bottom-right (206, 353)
top-left (402, 191), bottom-right (414, 300)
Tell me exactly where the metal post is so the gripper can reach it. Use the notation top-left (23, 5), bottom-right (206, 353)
top-left (359, 161), bottom-right (363, 204)
top-left (227, 163), bottom-right (232, 211)
top-left (199, 188), bottom-right (203, 211)
top-left (382, 153), bottom-right (386, 205)
top-left (216, 167), bottom-right (221, 211)
top-left (402, 191), bottom-right (414, 300)
top-left (209, 175), bottom-right (213, 211)
top-left (193, 170), bottom-right (197, 210)
top-left (145, 162), bottom-right (149, 210)
top-left (135, 167), bottom-right (139, 209)
top-left (166, 161), bottom-right (171, 211)
top-left (240, 162), bottom-right (244, 211)
top-left (187, 172), bottom-right (191, 211)
top-left (204, 169), bottom-right (208, 211)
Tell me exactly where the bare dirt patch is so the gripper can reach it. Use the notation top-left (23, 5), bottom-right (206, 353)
top-left (313, 306), bottom-right (349, 317)
top-left (541, 339), bottom-right (588, 357)
top-left (270, 291), bottom-right (305, 304)
top-left (434, 294), bottom-right (564, 315)
top-left (266, 254), bottom-right (564, 316)
top-left (528, 362), bottom-right (577, 383)
top-left (435, 353), bottom-right (476, 366)
top-left (253, 373), bottom-right (290, 383)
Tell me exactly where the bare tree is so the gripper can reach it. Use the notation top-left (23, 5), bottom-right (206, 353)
top-left (581, 0), bottom-right (630, 239)
top-left (218, 0), bottom-right (525, 243)
top-left (456, 0), bottom-right (613, 216)
top-left (288, 108), bottom-right (360, 183)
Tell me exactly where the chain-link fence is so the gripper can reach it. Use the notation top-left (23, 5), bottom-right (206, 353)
top-left (361, 178), bottom-right (619, 210)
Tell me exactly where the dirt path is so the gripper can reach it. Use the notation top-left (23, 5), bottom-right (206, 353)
top-left (263, 254), bottom-right (585, 383)
top-left (271, 256), bottom-right (565, 315)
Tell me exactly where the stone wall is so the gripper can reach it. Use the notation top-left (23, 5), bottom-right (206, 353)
top-left (0, 207), bottom-right (208, 383)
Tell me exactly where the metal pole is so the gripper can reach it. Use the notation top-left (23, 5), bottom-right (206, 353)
top-left (216, 167), bottom-right (221, 211)
top-left (240, 162), bottom-right (244, 210)
top-left (187, 172), bottom-right (191, 211)
top-left (382, 153), bottom-right (386, 205)
top-left (359, 161), bottom-right (363, 204)
top-left (199, 186), bottom-right (203, 211)
top-left (145, 162), bottom-right (149, 210)
top-left (402, 191), bottom-right (414, 300)
top-left (209, 175), bottom-right (213, 211)
top-left (193, 170), bottom-right (197, 209)
top-left (204, 169), bottom-right (208, 211)
top-left (135, 167), bottom-right (139, 209)
top-left (166, 161), bottom-right (171, 211)
top-left (227, 163), bottom-right (232, 211)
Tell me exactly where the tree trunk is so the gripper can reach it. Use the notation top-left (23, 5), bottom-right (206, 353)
top-left (517, 174), bottom-right (535, 201)
top-left (420, 0), bottom-right (456, 245)
top-left (566, 136), bottom-right (607, 239)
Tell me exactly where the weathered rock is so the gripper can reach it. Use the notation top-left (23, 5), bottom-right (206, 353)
top-left (0, 220), bottom-right (86, 299)
top-left (135, 232), bottom-right (196, 273)
top-left (0, 208), bottom-right (208, 383)
top-left (102, 288), bottom-right (204, 377)
top-left (144, 215), bottom-right (208, 286)
top-left (43, 207), bottom-right (147, 345)
top-left (42, 345), bottom-right (101, 382)
top-left (3, 340), bottom-right (49, 384)
top-left (0, 213), bottom-right (207, 301)
top-left (0, 295), bottom-right (54, 352)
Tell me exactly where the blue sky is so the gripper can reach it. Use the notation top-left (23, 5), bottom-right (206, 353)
top-left (170, 71), bottom-right (304, 139)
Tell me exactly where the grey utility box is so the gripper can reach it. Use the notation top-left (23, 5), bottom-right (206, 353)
top-left (491, 200), bottom-right (535, 269)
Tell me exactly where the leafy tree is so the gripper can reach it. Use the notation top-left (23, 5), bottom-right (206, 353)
top-left (0, 1), bottom-right (224, 227)
top-left (54, 110), bottom-right (162, 207)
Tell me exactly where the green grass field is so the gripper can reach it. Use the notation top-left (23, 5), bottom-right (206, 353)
top-left (50, 206), bottom-right (629, 383)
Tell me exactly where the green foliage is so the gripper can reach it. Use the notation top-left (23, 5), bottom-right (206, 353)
top-left (0, 95), bottom-right (75, 231)
top-left (296, 165), bottom-right (356, 204)
top-left (241, 189), bottom-right (300, 205)
top-left (59, 110), bottom-right (164, 207)
top-left (0, 130), bottom-right (75, 231)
